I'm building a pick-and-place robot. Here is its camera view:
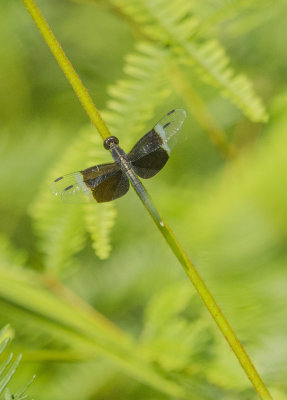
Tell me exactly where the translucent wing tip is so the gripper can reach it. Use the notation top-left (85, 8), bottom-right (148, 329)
top-left (164, 109), bottom-right (187, 129)
top-left (50, 176), bottom-right (64, 197)
top-left (174, 108), bottom-right (186, 116)
top-left (179, 108), bottom-right (187, 119)
top-left (169, 108), bottom-right (187, 122)
top-left (50, 172), bottom-right (93, 203)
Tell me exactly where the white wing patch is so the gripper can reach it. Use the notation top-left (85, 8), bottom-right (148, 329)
top-left (154, 108), bottom-right (186, 154)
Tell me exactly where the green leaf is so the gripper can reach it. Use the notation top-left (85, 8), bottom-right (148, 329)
top-left (30, 128), bottom-right (114, 270)
top-left (0, 322), bottom-right (34, 399)
top-left (0, 354), bottom-right (22, 396)
top-left (182, 39), bottom-right (268, 122)
top-left (0, 263), bottom-right (187, 399)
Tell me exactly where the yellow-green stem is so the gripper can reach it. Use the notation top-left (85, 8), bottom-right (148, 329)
top-left (131, 177), bottom-right (272, 400)
top-left (22, 0), bottom-right (111, 141)
top-left (22, 1), bottom-right (273, 399)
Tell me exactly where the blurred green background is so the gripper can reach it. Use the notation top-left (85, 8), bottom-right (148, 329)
top-left (0, 0), bottom-right (287, 399)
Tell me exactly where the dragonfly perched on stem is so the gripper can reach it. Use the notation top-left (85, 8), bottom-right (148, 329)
top-left (51, 109), bottom-right (187, 203)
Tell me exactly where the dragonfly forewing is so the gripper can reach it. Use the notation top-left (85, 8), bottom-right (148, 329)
top-left (51, 163), bottom-right (129, 203)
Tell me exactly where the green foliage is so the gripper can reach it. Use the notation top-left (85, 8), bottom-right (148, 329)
top-left (26, 0), bottom-right (272, 271)
top-left (113, 0), bottom-right (268, 122)
top-left (31, 42), bottom-right (172, 271)
top-left (141, 283), bottom-right (213, 372)
top-left (1, 0), bottom-right (287, 399)
top-left (30, 128), bottom-right (115, 270)
top-left (0, 326), bottom-right (34, 400)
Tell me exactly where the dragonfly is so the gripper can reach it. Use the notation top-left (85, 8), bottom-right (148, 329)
top-left (51, 109), bottom-right (186, 203)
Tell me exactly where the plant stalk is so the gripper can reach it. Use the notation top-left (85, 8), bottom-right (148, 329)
top-left (22, 0), bottom-right (111, 141)
top-left (22, 1), bottom-right (273, 399)
top-left (131, 177), bottom-right (272, 400)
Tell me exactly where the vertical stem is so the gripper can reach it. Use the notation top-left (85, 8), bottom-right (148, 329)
top-left (23, 1), bottom-right (273, 399)
top-left (22, 0), bottom-right (111, 141)
top-left (130, 175), bottom-right (272, 400)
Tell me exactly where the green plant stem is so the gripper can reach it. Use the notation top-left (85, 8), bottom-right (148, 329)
top-left (129, 175), bottom-right (272, 400)
top-left (22, 1), bottom-right (272, 399)
top-left (42, 274), bottom-right (126, 341)
top-left (21, 0), bottom-right (111, 141)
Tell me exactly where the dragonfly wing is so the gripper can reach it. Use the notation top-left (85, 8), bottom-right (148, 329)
top-left (91, 169), bottom-right (130, 203)
top-left (51, 163), bottom-right (130, 203)
top-left (153, 108), bottom-right (187, 155)
top-left (128, 109), bottom-right (186, 178)
top-left (51, 171), bottom-right (94, 203)
top-left (129, 130), bottom-right (169, 178)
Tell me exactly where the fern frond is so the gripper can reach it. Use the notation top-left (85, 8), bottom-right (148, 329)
top-left (84, 203), bottom-right (116, 260)
top-left (0, 326), bottom-right (14, 356)
top-left (0, 326), bottom-right (34, 400)
top-left (0, 263), bottom-right (187, 399)
top-left (30, 128), bottom-right (114, 270)
top-left (114, 0), bottom-right (198, 42)
top-left (141, 283), bottom-right (212, 372)
top-left (192, 0), bottom-right (284, 33)
top-left (0, 354), bottom-right (22, 397)
top-left (31, 42), bottom-right (171, 270)
top-left (113, 0), bottom-right (268, 122)
top-left (103, 42), bottom-right (171, 149)
top-left (182, 39), bottom-right (268, 122)
top-left (4, 375), bottom-right (35, 400)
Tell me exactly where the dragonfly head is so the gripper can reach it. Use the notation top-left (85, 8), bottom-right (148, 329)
top-left (103, 136), bottom-right (119, 150)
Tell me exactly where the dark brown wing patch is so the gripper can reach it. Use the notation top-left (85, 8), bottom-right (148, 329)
top-left (128, 129), bottom-right (169, 179)
top-left (84, 168), bottom-right (130, 203)
top-left (81, 163), bottom-right (119, 181)
top-left (131, 148), bottom-right (168, 178)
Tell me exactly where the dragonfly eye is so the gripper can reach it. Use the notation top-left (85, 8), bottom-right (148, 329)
top-left (103, 136), bottom-right (119, 150)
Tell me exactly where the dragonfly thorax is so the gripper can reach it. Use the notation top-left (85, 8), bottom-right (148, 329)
top-left (103, 136), bottom-right (119, 150)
